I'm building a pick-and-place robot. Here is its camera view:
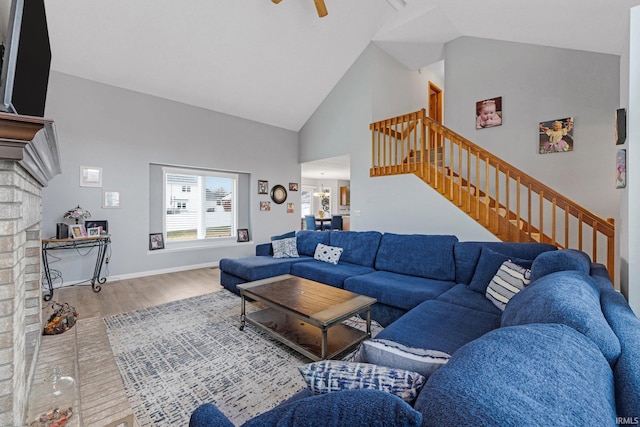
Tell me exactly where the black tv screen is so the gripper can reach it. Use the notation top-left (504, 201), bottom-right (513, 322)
top-left (0, 0), bottom-right (51, 117)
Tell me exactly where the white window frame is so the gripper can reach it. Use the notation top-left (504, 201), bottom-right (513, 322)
top-left (162, 166), bottom-right (238, 249)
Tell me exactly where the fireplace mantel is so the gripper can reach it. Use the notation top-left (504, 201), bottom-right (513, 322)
top-left (0, 111), bottom-right (61, 186)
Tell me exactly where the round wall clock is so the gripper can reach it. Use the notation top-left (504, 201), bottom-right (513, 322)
top-left (270, 185), bottom-right (287, 204)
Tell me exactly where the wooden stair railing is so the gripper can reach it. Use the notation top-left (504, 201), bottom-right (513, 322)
top-left (370, 109), bottom-right (615, 281)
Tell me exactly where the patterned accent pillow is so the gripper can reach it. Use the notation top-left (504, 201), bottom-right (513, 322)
top-left (272, 237), bottom-right (299, 259)
top-left (298, 361), bottom-right (426, 403)
top-left (485, 260), bottom-right (531, 311)
top-left (313, 243), bottom-right (343, 265)
top-left (356, 339), bottom-right (451, 378)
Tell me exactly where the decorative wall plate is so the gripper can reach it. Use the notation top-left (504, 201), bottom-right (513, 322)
top-left (270, 185), bottom-right (287, 204)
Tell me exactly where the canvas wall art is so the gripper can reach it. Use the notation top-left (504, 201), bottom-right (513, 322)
top-left (539, 117), bottom-right (574, 154)
top-left (475, 97), bottom-right (502, 129)
top-left (617, 149), bottom-right (626, 189)
top-left (616, 108), bottom-right (626, 145)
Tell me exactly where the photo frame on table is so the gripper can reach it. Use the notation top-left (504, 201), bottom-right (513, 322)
top-left (237, 228), bottom-right (249, 242)
top-left (87, 227), bottom-right (101, 237)
top-left (79, 166), bottom-right (102, 187)
top-left (85, 220), bottom-right (108, 234)
top-left (149, 233), bottom-right (165, 250)
top-left (70, 224), bottom-right (86, 239)
top-left (258, 180), bottom-right (268, 194)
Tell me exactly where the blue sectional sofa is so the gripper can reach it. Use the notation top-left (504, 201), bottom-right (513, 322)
top-left (193, 230), bottom-right (640, 426)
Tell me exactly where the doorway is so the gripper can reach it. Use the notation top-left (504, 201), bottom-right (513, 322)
top-left (428, 82), bottom-right (443, 149)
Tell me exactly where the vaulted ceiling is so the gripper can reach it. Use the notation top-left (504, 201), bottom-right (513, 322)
top-left (41, 0), bottom-right (640, 132)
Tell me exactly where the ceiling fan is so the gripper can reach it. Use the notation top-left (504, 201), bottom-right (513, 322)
top-left (272, 0), bottom-right (328, 18)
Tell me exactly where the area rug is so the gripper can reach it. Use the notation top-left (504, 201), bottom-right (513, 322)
top-left (104, 290), bottom-right (382, 426)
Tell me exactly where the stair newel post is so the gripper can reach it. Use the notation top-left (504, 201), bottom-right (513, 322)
top-left (527, 185), bottom-right (533, 241)
top-left (606, 218), bottom-right (615, 282)
top-left (505, 170), bottom-right (510, 239)
top-left (592, 220), bottom-right (598, 264)
top-left (539, 191), bottom-right (544, 243)
top-left (420, 115), bottom-right (426, 180)
top-left (551, 198), bottom-right (557, 245)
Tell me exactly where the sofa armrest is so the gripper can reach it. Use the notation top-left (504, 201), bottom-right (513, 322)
top-left (189, 403), bottom-right (234, 427)
top-left (256, 243), bottom-right (273, 256)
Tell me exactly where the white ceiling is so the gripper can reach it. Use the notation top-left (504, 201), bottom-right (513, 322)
top-left (42, 0), bottom-right (640, 134)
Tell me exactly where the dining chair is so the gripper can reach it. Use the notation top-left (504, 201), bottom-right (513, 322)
top-left (329, 215), bottom-right (343, 231)
top-left (305, 215), bottom-right (319, 231)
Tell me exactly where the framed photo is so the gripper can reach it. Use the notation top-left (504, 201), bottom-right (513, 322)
top-left (80, 166), bottom-right (102, 187)
top-left (237, 228), bottom-right (249, 242)
top-left (616, 108), bottom-right (626, 145)
top-left (87, 227), bottom-right (101, 237)
top-left (103, 190), bottom-right (120, 208)
top-left (70, 224), bottom-right (86, 239)
top-left (617, 149), bottom-right (626, 189)
top-left (85, 220), bottom-right (108, 234)
top-left (539, 117), bottom-right (574, 154)
top-left (289, 182), bottom-right (298, 191)
top-left (475, 97), bottom-right (502, 129)
top-left (258, 180), bottom-right (268, 194)
top-left (149, 233), bottom-right (165, 250)
top-left (287, 202), bottom-right (294, 214)
top-left (260, 201), bottom-right (271, 211)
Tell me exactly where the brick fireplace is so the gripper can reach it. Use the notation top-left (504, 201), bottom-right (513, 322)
top-left (0, 112), bottom-right (60, 425)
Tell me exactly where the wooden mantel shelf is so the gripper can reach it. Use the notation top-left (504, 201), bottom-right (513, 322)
top-left (0, 111), bottom-right (61, 186)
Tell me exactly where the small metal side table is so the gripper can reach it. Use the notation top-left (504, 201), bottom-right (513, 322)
top-left (41, 235), bottom-right (111, 301)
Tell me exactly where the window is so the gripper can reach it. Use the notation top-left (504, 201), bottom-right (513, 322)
top-left (164, 167), bottom-right (238, 242)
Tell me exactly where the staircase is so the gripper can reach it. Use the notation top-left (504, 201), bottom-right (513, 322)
top-left (370, 109), bottom-right (615, 280)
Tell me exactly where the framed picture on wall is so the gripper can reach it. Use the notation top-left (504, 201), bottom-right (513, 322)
top-left (616, 108), bottom-right (626, 145)
top-left (80, 166), bottom-right (102, 187)
top-left (475, 97), bottom-right (502, 129)
top-left (617, 149), bottom-right (626, 189)
top-left (258, 180), bottom-right (268, 194)
top-left (539, 117), bottom-right (574, 154)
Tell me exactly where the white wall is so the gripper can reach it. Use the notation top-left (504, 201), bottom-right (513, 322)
top-left (42, 72), bottom-right (300, 282)
top-left (300, 43), bottom-right (496, 239)
top-left (444, 37), bottom-right (620, 221)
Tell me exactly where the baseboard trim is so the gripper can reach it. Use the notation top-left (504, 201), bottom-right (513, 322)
top-left (66, 262), bottom-right (219, 287)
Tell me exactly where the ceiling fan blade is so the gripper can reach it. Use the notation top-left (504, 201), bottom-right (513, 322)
top-left (314, 0), bottom-right (328, 17)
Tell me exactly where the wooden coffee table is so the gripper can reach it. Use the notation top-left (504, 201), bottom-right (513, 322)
top-left (238, 274), bottom-right (376, 361)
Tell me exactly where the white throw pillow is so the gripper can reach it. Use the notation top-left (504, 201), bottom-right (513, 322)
top-left (313, 243), bottom-right (343, 265)
top-left (485, 260), bottom-right (531, 311)
top-left (356, 339), bottom-right (450, 378)
top-left (272, 237), bottom-right (299, 258)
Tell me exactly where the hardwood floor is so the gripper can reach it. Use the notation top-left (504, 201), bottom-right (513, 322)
top-left (53, 267), bottom-right (222, 318)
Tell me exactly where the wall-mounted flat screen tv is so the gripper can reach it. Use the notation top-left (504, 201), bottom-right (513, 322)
top-left (0, 0), bottom-right (51, 117)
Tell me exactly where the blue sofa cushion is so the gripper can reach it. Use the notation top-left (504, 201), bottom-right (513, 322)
top-left (416, 324), bottom-right (616, 426)
top-left (597, 283), bottom-right (640, 417)
top-left (329, 231), bottom-right (382, 267)
top-left (271, 230), bottom-right (296, 241)
top-left (502, 270), bottom-right (621, 365)
top-left (219, 255), bottom-right (312, 282)
top-left (374, 234), bottom-right (458, 281)
top-left (290, 261), bottom-right (375, 288)
top-left (454, 241), bottom-right (557, 285)
top-left (468, 246), bottom-right (532, 294)
top-left (295, 230), bottom-right (330, 257)
top-left (529, 248), bottom-right (591, 282)
top-left (298, 361), bottom-right (426, 403)
top-left (436, 284), bottom-right (501, 315)
top-left (189, 403), bottom-right (234, 427)
top-left (344, 271), bottom-right (456, 311)
top-left (375, 300), bottom-right (501, 355)
top-left (243, 389), bottom-right (422, 427)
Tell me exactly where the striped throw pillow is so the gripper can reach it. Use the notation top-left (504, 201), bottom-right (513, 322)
top-left (486, 260), bottom-right (531, 311)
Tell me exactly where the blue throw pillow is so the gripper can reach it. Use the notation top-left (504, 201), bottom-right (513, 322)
top-left (243, 389), bottom-right (422, 427)
top-left (298, 360), bottom-right (426, 403)
top-left (468, 247), bottom-right (532, 294)
top-left (356, 339), bottom-right (451, 378)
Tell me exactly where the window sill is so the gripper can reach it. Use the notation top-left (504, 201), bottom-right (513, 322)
top-left (147, 239), bottom-right (253, 254)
